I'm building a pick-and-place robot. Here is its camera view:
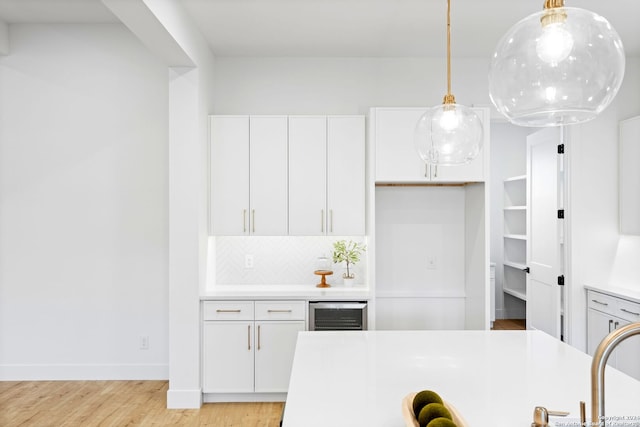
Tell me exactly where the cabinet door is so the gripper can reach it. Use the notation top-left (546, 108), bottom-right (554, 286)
top-left (210, 116), bottom-right (250, 235)
top-left (202, 321), bottom-right (254, 393)
top-left (327, 116), bottom-right (365, 235)
top-left (374, 108), bottom-right (428, 182)
top-left (614, 318), bottom-right (640, 381)
top-left (587, 308), bottom-right (616, 359)
top-left (289, 116), bottom-right (327, 235)
top-left (250, 116), bottom-right (289, 235)
top-left (619, 116), bottom-right (640, 234)
top-left (254, 321), bottom-right (305, 393)
top-left (431, 107), bottom-right (487, 183)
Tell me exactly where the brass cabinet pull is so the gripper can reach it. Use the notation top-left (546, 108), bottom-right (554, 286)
top-left (252, 209), bottom-right (255, 233)
top-left (267, 309), bottom-right (292, 313)
top-left (216, 309), bottom-right (241, 313)
top-left (321, 210), bottom-right (324, 233)
top-left (620, 308), bottom-right (640, 316)
top-left (434, 165), bottom-right (438, 178)
top-left (257, 325), bottom-right (261, 351)
top-left (243, 209), bottom-right (247, 233)
top-left (247, 324), bottom-right (251, 350)
top-left (425, 164), bottom-right (429, 178)
top-left (330, 209), bottom-right (333, 233)
top-left (591, 299), bottom-right (608, 306)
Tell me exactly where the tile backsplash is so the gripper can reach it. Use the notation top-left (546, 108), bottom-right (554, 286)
top-left (210, 236), bottom-right (367, 286)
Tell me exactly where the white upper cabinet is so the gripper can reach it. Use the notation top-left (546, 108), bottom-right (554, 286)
top-left (210, 116), bottom-right (250, 235)
top-left (249, 116), bottom-right (288, 236)
top-left (212, 115), bottom-right (365, 236)
top-left (620, 116), bottom-right (640, 235)
top-left (372, 107), bottom-right (488, 183)
top-left (289, 116), bottom-right (328, 235)
top-left (210, 115), bottom-right (288, 236)
top-left (327, 116), bottom-right (365, 235)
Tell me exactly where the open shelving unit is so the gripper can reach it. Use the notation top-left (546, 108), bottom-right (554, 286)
top-left (503, 175), bottom-right (527, 302)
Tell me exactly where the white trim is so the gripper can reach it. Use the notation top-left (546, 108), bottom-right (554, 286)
top-left (0, 363), bottom-right (168, 381)
top-left (203, 392), bottom-right (286, 403)
top-left (167, 388), bottom-right (202, 409)
top-left (375, 290), bottom-right (466, 299)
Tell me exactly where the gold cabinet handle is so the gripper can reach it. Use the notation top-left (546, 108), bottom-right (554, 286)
top-left (247, 324), bottom-right (251, 350)
top-left (252, 209), bottom-right (255, 233)
top-left (243, 209), bottom-right (247, 233)
top-left (267, 309), bottom-right (292, 313)
top-left (257, 325), bottom-right (261, 351)
top-left (321, 209), bottom-right (324, 233)
top-left (330, 209), bottom-right (333, 233)
top-left (216, 309), bottom-right (241, 313)
top-left (620, 308), bottom-right (640, 316)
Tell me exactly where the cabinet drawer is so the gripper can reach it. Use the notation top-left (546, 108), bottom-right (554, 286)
top-left (587, 291), bottom-right (618, 315)
top-left (255, 301), bottom-right (306, 321)
top-left (616, 298), bottom-right (640, 323)
top-left (203, 301), bottom-right (254, 321)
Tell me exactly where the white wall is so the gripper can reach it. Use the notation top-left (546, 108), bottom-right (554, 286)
top-left (211, 57), bottom-right (491, 115)
top-left (566, 58), bottom-right (640, 351)
top-left (0, 24), bottom-right (169, 379)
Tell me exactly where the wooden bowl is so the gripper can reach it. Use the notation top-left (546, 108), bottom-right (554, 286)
top-left (401, 392), bottom-right (468, 427)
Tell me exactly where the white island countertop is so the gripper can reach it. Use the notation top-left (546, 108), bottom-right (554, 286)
top-left (200, 284), bottom-right (370, 300)
top-left (283, 330), bottom-right (640, 427)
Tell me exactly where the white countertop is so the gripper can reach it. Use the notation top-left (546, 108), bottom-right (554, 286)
top-left (283, 330), bottom-right (640, 427)
top-left (584, 283), bottom-right (640, 304)
top-left (200, 284), bottom-right (370, 300)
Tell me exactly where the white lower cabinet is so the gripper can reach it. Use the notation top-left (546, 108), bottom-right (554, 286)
top-left (202, 300), bottom-right (306, 395)
top-left (587, 290), bottom-right (640, 380)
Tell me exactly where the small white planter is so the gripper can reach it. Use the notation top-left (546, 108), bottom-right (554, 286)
top-left (343, 277), bottom-right (355, 287)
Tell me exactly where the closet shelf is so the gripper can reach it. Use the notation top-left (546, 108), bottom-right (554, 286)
top-left (504, 287), bottom-right (527, 301)
top-left (504, 261), bottom-right (527, 271)
top-left (504, 234), bottom-right (526, 240)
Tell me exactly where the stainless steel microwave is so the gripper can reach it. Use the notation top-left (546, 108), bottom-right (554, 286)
top-left (308, 301), bottom-right (368, 331)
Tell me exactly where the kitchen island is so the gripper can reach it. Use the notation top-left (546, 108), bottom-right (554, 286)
top-left (282, 330), bottom-right (640, 426)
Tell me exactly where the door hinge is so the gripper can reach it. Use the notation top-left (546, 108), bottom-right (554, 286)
top-left (558, 144), bottom-right (565, 154)
top-left (558, 275), bottom-right (565, 286)
top-left (557, 209), bottom-right (565, 219)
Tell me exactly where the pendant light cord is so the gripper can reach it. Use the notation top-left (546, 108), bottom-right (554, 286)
top-left (443, 0), bottom-right (455, 105)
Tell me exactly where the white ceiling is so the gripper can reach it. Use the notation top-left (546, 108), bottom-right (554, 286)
top-left (0, 0), bottom-right (638, 57)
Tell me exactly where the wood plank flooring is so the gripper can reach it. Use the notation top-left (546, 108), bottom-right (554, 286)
top-left (492, 319), bottom-right (526, 330)
top-left (0, 381), bottom-right (283, 427)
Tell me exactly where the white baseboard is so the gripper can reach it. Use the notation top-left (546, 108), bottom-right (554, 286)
top-left (167, 388), bottom-right (202, 409)
top-left (0, 363), bottom-right (169, 381)
top-left (203, 392), bottom-right (287, 403)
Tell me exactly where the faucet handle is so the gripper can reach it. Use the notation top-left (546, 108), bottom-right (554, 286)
top-left (532, 406), bottom-right (549, 427)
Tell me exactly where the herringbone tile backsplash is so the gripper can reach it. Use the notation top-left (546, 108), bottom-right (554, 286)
top-left (214, 236), bottom-right (367, 286)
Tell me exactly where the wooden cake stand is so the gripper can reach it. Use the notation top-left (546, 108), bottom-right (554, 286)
top-left (314, 270), bottom-right (333, 288)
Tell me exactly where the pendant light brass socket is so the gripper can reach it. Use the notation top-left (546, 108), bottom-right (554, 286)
top-left (543, 0), bottom-right (565, 9)
top-left (540, 7), bottom-right (568, 27)
top-left (443, 94), bottom-right (456, 105)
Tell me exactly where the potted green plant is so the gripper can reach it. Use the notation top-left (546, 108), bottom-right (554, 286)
top-left (332, 240), bottom-right (366, 285)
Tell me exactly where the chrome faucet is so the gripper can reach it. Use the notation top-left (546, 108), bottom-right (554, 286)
top-left (590, 321), bottom-right (640, 426)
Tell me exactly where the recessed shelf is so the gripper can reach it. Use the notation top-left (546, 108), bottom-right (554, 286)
top-left (504, 261), bottom-right (527, 271)
top-left (504, 206), bottom-right (526, 211)
top-left (504, 234), bottom-right (526, 240)
top-left (504, 175), bottom-right (526, 183)
top-left (504, 287), bottom-right (527, 301)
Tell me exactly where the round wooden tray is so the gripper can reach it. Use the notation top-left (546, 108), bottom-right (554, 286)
top-left (401, 392), bottom-right (468, 427)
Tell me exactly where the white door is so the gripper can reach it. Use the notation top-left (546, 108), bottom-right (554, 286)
top-left (254, 321), bottom-right (305, 393)
top-left (526, 127), bottom-right (563, 338)
top-left (250, 116), bottom-right (288, 235)
top-left (327, 116), bottom-right (365, 235)
top-left (289, 116), bottom-right (327, 235)
top-left (202, 321), bottom-right (254, 393)
top-left (210, 116), bottom-right (250, 235)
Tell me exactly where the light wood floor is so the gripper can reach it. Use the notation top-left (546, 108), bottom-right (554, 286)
top-left (492, 319), bottom-right (526, 330)
top-left (0, 381), bottom-right (283, 426)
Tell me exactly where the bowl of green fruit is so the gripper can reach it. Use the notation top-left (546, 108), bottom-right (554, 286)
top-left (401, 390), bottom-right (467, 427)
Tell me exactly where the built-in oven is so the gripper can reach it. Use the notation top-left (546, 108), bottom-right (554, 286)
top-left (308, 301), bottom-right (368, 331)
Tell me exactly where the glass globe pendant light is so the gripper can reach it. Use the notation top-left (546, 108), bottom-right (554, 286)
top-left (488, 0), bottom-right (625, 127)
top-left (414, 0), bottom-right (483, 166)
